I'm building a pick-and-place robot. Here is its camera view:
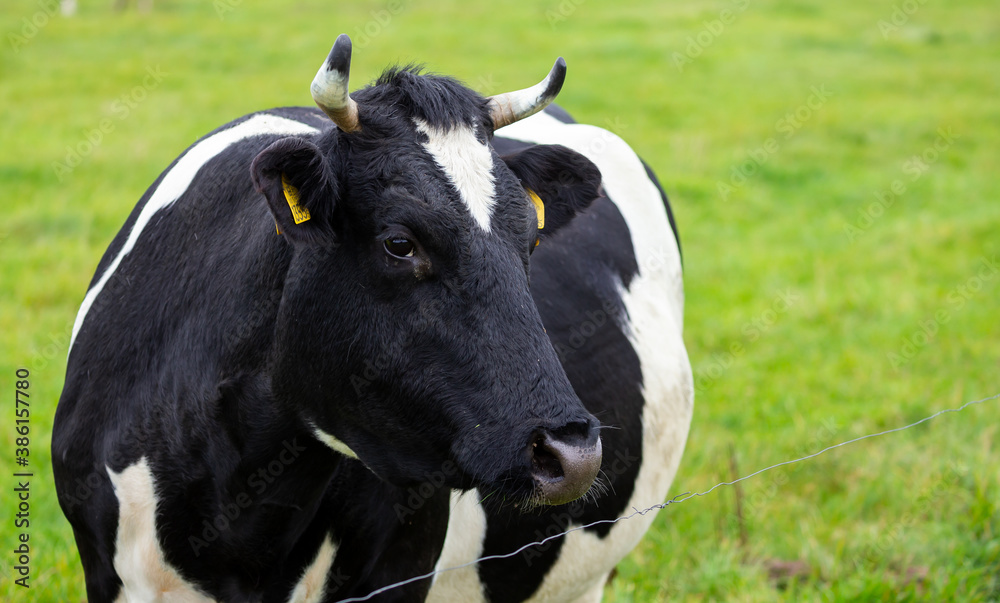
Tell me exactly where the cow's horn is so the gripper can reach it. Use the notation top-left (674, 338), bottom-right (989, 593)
top-left (311, 34), bottom-right (361, 133)
top-left (487, 57), bottom-right (567, 131)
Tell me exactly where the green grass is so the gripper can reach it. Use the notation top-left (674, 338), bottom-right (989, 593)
top-left (1, 0), bottom-right (998, 600)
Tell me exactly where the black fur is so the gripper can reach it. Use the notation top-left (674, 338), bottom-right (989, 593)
top-left (251, 136), bottom-right (339, 245)
top-left (502, 144), bottom-right (602, 241)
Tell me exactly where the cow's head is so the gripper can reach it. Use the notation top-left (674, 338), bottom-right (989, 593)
top-left (251, 35), bottom-right (603, 508)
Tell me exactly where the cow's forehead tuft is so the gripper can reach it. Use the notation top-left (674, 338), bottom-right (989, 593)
top-left (355, 65), bottom-right (491, 132)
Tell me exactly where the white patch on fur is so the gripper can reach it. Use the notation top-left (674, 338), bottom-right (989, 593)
top-left (415, 119), bottom-right (496, 232)
top-left (286, 534), bottom-right (337, 603)
top-left (108, 458), bottom-right (217, 603)
top-left (425, 491), bottom-right (488, 602)
top-left (70, 114), bottom-right (320, 352)
top-left (426, 112), bottom-right (694, 602)
top-left (311, 425), bottom-right (359, 459)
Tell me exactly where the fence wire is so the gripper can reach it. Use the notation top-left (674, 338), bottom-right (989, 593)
top-left (335, 391), bottom-right (1000, 603)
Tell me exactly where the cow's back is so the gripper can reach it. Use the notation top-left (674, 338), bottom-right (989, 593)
top-left (428, 108), bottom-right (693, 602)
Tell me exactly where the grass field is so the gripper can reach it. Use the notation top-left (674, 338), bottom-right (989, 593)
top-left (1, 0), bottom-right (998, 600)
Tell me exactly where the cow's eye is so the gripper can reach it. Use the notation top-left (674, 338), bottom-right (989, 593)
top-left (384, 237), bottom-right (415, 258)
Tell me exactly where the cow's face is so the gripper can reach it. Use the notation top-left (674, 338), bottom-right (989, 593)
top-left (251, 37), bottom-right (603, 508)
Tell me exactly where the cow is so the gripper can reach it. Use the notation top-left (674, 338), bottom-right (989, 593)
top-left (53, 34), bottom-right (692, 603)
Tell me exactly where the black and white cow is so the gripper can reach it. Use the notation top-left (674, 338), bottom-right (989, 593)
top-left (53, 35), bottom-right (692, 603)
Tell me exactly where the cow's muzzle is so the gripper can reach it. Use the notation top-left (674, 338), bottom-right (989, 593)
top-left (528, 422), bottom-right (602, 506)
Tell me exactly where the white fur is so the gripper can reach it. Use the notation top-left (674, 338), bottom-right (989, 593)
top-left (415, 119), bottom-right (497, 232)
top-left (427, 112), bottom-right (694, 602)
top-left (108, 458), bottom-right (216, 603)
top-left (426, 491), bottom-right (488, 601)
top-left (286, 534), bottom-right (337, 603)
top-left (311, 425), bottom-right (359, 459)
top-left (70, 114), bottom-right (320, 352)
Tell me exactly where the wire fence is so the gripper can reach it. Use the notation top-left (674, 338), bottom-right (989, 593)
top-left (335, 391), bottom-right (1000, 603)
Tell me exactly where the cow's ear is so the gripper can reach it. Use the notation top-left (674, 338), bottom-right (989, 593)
top-left (501, 144), bottom-right (602, 240)
top-left (251, 137), bottom-right (338, 245)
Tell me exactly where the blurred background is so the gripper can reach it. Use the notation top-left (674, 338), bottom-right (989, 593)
top-left (1, 0), bottom-right (997, 600)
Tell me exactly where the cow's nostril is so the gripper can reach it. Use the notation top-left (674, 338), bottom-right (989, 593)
top-left (528, 429), bottom-right (602, 506)
top-left (531, 435), bottom-right (565, 480)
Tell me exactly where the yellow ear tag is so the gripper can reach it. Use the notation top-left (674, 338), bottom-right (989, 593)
top-left (282, 173), bottom-right (312, 225)
top-left (527, 189), bottom-right (544, 248)
top-left (527, 189), bottom-right (544, 229)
